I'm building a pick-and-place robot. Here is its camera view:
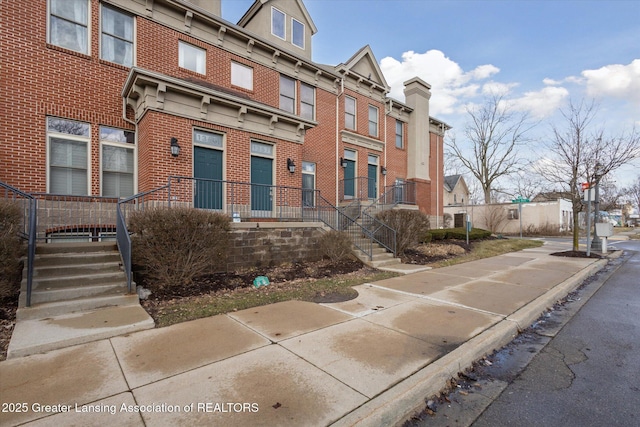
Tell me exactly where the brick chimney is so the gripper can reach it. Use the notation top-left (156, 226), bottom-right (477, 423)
top-left (404, 77), bottom-right (432, 181)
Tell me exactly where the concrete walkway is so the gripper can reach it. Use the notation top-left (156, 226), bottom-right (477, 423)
top-left (0, 241), bottom-right (612, 427)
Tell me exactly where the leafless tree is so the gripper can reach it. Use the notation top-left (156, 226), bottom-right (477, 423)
top-left (447, 94), bottom-right (535, 204)
top-left (537, 99), bottom-right (640, 250)
top-left (597, 176), bottom-right (624, 212)
top-left (624, 176), bottom-right (640, 213)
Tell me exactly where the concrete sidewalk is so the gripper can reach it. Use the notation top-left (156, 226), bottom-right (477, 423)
top-left (0, 241), bottom-right (610, 427)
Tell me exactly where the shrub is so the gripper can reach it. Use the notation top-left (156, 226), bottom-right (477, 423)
top-left (443, 213), bottom-right (453, 228)
top-left (318, 230), bottom-right (355, 263)
top-left (446, 227), bottom-right (492, 240)
top-left (376, 209), bottom-right (430, 254)
top-left (429, 229), bottom-right (449, 240)
top-left (130, 208), bottom-right (231, 290)
top-left (0, 200), bottom-right (24, 299)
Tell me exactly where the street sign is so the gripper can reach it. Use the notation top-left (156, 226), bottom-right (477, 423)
top-left (583, 188), bottom-right (595, 202)
top-left (511, 197), bottom-right (530, 203)
top-left (581, 182), bottom-right (591, 190)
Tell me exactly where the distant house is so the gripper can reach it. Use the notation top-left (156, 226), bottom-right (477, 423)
top-left (444, 175), bottom-right (470, 206)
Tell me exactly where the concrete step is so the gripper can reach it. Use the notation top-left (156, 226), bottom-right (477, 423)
top-left (7, 305), bottom-right (155, 359)
top-left (35, 241), bottom-right (118, 255)
top-left (16, 293), bottom-right (139, 320)
top-left (32, 251), bottom-right (121, 268)
top-left (28, 271), bottom-right (127, 291)
top-left (21, 282), bottom-right (128, 306)
top-left (33, 261), bottom-right (121, 277)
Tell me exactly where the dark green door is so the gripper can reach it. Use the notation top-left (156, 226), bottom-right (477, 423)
top-left (194, 146), bottom-right (222, 209)
top-left (343, 159), bottom-right (355, 198)
top-left (367, 164), bottom-right (377, 199)
top-left (251, 156), bottom-right (272, 213)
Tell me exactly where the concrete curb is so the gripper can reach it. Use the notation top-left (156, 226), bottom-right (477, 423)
top-left (332, 258), bottom-right (609, 427)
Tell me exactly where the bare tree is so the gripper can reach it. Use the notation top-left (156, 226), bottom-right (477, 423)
top-left (538, 99), bottom-right (640, 250)
top-left (447, 94), bottom-right (534, 204)
top-left (597, 176), bottom-right (623, 212)
top-left (624, 176), bottom-right (640, 214)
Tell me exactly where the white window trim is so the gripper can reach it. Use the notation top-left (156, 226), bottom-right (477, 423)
top-left (99, 128), bottom-right (136, 198)
top-left (345, 96), bottom-right (357, 131)
top-left (396, 119), bottom-right (404, 148)
top-left (291, 17), bottom-right (305, 49)
top-left (178, 40), bottom-right (206, 75)
top-left (280, 74), bottom-right (296, 114)
top-left (231, 61), bottom-right (253, 90)
top-left (99, 3), bottom-right (136, 67)
top-left (46, 119), bottom-right (91, 195)
top-left (300, 82), bottom-right (315, 120)
top-left (271, 7), bottom-right (286, 40)
top-left (369, 105), bottom-right (379, 137)
top-left (47, 0), bottom-right (91, 55)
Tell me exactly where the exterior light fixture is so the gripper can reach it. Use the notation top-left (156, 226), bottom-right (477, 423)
top-left (340, 157), bottom-right (347, 168)
top-left (170, 137), bottom-right (180, 157)
top-left (381, 166), bottom-right (387, 175)
top-left (287, 158), bottom-right (296, 173)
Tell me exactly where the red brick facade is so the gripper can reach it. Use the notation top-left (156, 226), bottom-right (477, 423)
top-left (0, 0), bottom-right (448, 219)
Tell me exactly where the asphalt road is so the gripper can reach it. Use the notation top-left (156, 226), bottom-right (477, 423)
top-left (472, 240), bottom-right (640, 427)
top-left (405, 240), bottom-right (640, 427)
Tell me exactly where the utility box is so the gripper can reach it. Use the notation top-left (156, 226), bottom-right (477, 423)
top-left (595, 222), bottom-right (614, 237)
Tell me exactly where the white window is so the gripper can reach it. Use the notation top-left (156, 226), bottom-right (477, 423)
top-left (280, 75), bottom-right (296, 114)
top-left (48, 0), bottom-right (89, 54)
top-left (100, 127), bottom-right (135, 198)
top-left (292, 18), bottom-right (304, 49)
top-left (396, 120), bottom-right (404, 148)
top-left (302, 162), bottom-right (316, 207)
top-left (369, 105), bottom-right (378, 137)
top-left (271, 7), bottom-right (285, 39)
top-left (179, 41), bottom-right (205, 74)
top-left (47, 117), bottom-right (90, 195)
top-left (231, 61), bottom-right (253, 90)
top-left (101, 4), bottom-right (134, 67)
top-left (300, 83), bottom-right (315, 120)
top-left (345, 96), bottom-right (356, 130)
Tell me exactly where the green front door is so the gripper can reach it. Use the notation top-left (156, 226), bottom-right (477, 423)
top-left (194, 146), bottom-right (222, 209)
top-left (251, 156), bottom-right (272, 213)
top-left (343, 159), bottom-right (355, 198)
top-left (367, 163), bottom-right (377, 199)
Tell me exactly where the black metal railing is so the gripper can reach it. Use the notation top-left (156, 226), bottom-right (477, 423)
top-left (339, 177), bottom-right (376, 202)
top-left (383, 181), bottom-right (417, 205)
top-left (1, 181), bottom-right (37, 307)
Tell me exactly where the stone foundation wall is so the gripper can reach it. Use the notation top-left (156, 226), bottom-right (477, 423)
top-left (226, 222), bottom-right (325, 271)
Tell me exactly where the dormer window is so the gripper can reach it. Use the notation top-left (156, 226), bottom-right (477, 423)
top-left (292, 18), bottom-right (304, 49)
top-left (271, 7), bottom-right (285, 39)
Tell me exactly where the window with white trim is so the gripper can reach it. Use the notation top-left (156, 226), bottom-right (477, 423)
top-left (179, 41), bottom-right (205, 74)
top-left (292, 18), bottom-right (304, 49)
top-left (395, 120), bottom-right (404, 148)
top-left (231, 61), bottom-right (253, 90)
top-left (345, 96), bottom-right (356, 130)
top-left (300, 82), bottom-right (315, 120)
top-left (280, 75), bottom-right (296, 114)
top-left (101, 4), bottom-right (134, 67)
top-left (271, 7), bottom-right (285, 39)
top-left (47, 117), bottom-right (90, 195)
top-left (100, 127), bottom-right (135, 198)
top-left (302, 162), bottom-right (316, 207)
top-left (48, 0), bottom-right (89, 54)
top-left (368, 105), bottom-right (379, 137)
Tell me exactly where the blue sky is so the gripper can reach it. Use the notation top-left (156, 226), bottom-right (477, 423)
top-left (222, 0), bottom-right (640, 189)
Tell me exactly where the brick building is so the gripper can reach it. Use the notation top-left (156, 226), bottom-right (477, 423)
top-left (0, 0), bottom-right (449, 225)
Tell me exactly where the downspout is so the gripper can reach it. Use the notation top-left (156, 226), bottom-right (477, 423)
top-left (122, 96), bottom-right (139, 192)
top-left (336, 77), bottom-right (344, 204)
top-left (383, 97), bottom-right (391, 194)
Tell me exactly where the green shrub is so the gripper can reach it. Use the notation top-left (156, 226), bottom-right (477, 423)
top-left (376, 209), bottom-right (430, 254)
top-left (421, 232), bottom-right (432, 244)
top-left (0, 200), bottom-right (24, 299)
top-left (130, 208), bottom-right (231, 290)
top-left (429, 229), bottom-right (449, 240)
top-left (318, 230), bottom-right (355, 263)
top-left (446, 227), bottom-right (491, 240)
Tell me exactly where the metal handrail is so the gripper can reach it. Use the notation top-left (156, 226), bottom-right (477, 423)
top-left (1, 180), bottom-right (37, 307)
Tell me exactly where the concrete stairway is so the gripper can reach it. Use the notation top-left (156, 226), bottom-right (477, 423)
top-left (8, 242), bottom-right (154, 358)
top-left (346, 223), bottom-right (402, 269)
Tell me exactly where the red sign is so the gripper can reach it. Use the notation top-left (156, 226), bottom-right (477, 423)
top-left (581, 182), bottom-right (591, 190)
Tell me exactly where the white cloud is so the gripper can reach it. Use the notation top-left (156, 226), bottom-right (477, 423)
top-left (509, 86), bottom-right (570, 118)
top-left (380, 49), bottom-right (498, 115)
top-left (543, 77), bottom-right (563, 86)
top-left (482, 81), bottom-right (518, 96)
top-left (581, 59), bottom-right (640, 103)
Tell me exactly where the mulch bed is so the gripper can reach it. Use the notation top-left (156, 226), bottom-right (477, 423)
top-left (550, 250), bottom-right (605, 259)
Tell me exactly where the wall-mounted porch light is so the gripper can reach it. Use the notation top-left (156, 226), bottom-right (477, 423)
top-left (170, 137), bottom-right (180, 157)
top-left (381, 166), bottom-right (387, 175)
top-left (287, 158), bottom-right (296, 173)
top-left (340, 157), bottom-right (347, 168)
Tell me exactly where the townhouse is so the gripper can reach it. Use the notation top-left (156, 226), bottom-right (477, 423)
top-left (0, 0), bottom-right (450, 227)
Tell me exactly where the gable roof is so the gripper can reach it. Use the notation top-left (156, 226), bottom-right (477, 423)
top-left (444, 175), bottom-right (462, 192)
top-left (335, 45), bottom-right (390, 91)
top-left (238, 0), bottom-right (318, 34)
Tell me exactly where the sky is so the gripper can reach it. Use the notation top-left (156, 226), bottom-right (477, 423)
top-left (221, 0), bottom-right (640, 190)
